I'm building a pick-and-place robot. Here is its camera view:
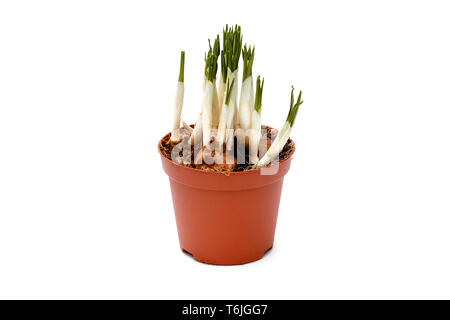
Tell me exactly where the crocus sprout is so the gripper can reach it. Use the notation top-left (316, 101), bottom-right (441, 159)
top-left (170, 51), bottom-right (185, 142)
top-left (211, 36), bottom-right (221, 128)
top-left (249, 75), bottom-right (264, 164)
top-left (222, 25), bottom-right (242, 129)
top-left (217, 78), bottom-right (235, 149)
top-left (257, 87), bottom-right (303, 167)
top-left (238, 44), bottom-right (255, 131)
top-left (182, 120), bottom-right (193, 134)
top-left (190, 37), bottom-right (219, 146)
top-left (201, 38), bottom-right (219, 146)
top-left (217, 48), bottom-right (228, 113)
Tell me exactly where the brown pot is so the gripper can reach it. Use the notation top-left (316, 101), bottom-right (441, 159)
top-left (158, 132), bottom-right (295, 265)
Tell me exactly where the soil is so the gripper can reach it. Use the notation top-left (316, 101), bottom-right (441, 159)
top-left (159, 125), bottom-right (294, 172)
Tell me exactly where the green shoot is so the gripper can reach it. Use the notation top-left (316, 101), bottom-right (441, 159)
top-left (222, 24), bottom-right (242, 73)
top-left (212, 34), bottom-right (220, 57)
top-left (220, 50), bottom-right (227, 83)
top-left (224, 79), bottom-right (235, 105)
top-left (242, 44), bottom-right (255, 81)
top-left (287, 87), bottom-right (303, 126)
top-left (178, 51), bottom-right (185, 83)
top-left (204, 37), bottom-right (220, 82)
top-left (254, 75), bottom-right (264, 112)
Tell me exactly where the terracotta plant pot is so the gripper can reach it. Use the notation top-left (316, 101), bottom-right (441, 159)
top-left (158, 132), bottom-right (295, 265)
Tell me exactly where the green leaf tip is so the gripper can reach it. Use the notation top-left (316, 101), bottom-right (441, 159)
top-left (204, 37), bottom-right (220, 82)
top-left (178, 51), bottom-right (185, 82)
top-left (222, 24), bottom-right (242, 73)
top-left (286, 87), bottom-right (303, 126)
top-left (254, 75), bottom-right (264, 112)
top-left (213, 35), bottom-right (220, 57)
top-left (224, 78), bottom-right (235, 105)
top-left (242, 44), bottom-right (255, 80)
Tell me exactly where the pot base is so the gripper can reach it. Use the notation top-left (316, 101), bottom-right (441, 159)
top-left (182, 246), bottom-right (273, 266)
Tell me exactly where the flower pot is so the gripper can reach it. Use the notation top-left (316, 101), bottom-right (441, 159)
top-left (158, 132), bottom-right (295, 265)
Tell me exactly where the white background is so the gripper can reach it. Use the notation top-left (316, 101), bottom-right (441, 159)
top-left (1, 0), bottom-right (449, 299)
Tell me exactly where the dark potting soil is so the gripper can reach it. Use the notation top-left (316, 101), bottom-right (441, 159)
top-left (159, 126), bottom-right (294, 172)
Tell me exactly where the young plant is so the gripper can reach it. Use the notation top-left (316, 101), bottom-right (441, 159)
top-left (189, 112), bottom-right (203, 145)
top-left (249, 75), bottom-right (264, 164)
top-left (238, 44), bottom-right (255, 131)
top-left (257, 87), bottom-right (303, 167)
top-left (211, 36), bottom-right (221, 128)
top-left (182, 120), bottom-right (193, 134)
top-left (222, 25), bottom-right (242, 129)
top-left (217, 48), bottom-right (227, 113)
top-left (217, 78), bottom-right (235, 149)
top-left (201, 39), bottom-right (219, 146)
top-left (190, 38), bottom-right (219, 146)
top-left (170, 51), bottom-right (185, 142)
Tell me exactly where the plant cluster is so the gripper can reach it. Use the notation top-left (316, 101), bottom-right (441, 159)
top-left (168, 25), bottom-right (303, 171)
